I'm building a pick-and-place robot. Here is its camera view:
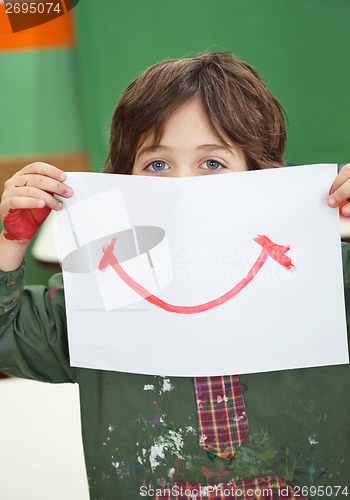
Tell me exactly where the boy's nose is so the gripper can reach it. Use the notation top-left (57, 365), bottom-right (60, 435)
top-left (170, 164), bottom-right (197, 177)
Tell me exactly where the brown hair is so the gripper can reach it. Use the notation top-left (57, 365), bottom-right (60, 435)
top-left (104, 52), bottom-right (286, 174)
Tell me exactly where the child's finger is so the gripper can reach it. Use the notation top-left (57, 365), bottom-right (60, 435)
top-left (328, 164), bottom-right (350, 204)
top-left (3, 195), bottom-right (47, 211)
top-left (5, 188), bottom-right (63, 211)
top-left (10, 173), bottom-right (73, 198)
top-left (19, 162), bottom-right (67, 181)
top-left (340, 201), bottom-right (350, 218)
top-left (328, 179), bottom-right (350, 207)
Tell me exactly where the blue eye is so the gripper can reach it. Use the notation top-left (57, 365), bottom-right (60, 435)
top-left (146, 160), bottom-right (169, 172)
top-left (203, 160), bottom-right (224, 170)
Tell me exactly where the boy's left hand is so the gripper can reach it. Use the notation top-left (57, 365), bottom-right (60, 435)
top-left (328, 163), bottom-right (350, 217)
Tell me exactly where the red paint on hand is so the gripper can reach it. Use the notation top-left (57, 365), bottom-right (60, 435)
top-left (3, 206), bottom-right (50, 241)
top-left (98, 235), bottom-right (296, 315)
top-left (339, 201), bottom-right (348, 216)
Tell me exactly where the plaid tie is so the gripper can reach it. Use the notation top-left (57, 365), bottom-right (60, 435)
top-left (194, 375), bottom-right (249, 460)
top-left (154, 475), bottom-right (307, 500)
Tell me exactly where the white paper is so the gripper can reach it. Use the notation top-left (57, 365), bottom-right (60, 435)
top-left (55, 164), bottom-right (349, 376)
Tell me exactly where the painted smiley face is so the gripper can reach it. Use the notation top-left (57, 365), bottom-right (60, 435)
top-left (98, 234), bottom-right (296, 315)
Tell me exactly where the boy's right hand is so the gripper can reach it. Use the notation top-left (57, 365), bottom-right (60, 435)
top-left (0, 162), bottom-right (73, 243)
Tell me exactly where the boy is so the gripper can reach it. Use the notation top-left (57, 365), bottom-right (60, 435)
top-left (0, 52), bottom-right (349, 499)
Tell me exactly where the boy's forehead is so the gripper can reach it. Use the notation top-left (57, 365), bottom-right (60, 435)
top-left (135, 103), bottom-right (234, 156)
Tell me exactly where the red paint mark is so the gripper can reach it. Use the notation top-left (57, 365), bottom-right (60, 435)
top-left (98, 235), bottom-right (296, 315)
top-left (49, 287), bottom-right (59, 303)
top-left (200, 466), bottom-right (230, 480)
top-left (339, 200), bottom-right (349, 216)
top-left (254, 234), bottom-right (295, 271)
top-left (173, 459), bottom-right (182, 473)
top-left (3, 207), bottom-right (50, 241)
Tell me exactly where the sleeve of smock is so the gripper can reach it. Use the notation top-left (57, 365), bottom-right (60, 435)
top-left (0, 261), bottom-right (76, 383)
top-left (342, 242), bottom-right (350, 349)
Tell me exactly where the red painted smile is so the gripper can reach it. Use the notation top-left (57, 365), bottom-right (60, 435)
top-left (98, 235), bottom-right (296, 315)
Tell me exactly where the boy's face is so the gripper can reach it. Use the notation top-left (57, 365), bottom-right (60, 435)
top-left (132, 100), bottom-right (248, 177)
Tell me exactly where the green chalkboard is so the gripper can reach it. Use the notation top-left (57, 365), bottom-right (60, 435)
top-left (0, 49), bottom-right (85, 157)
top-left (73, 0), bottom-right (350, 170)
